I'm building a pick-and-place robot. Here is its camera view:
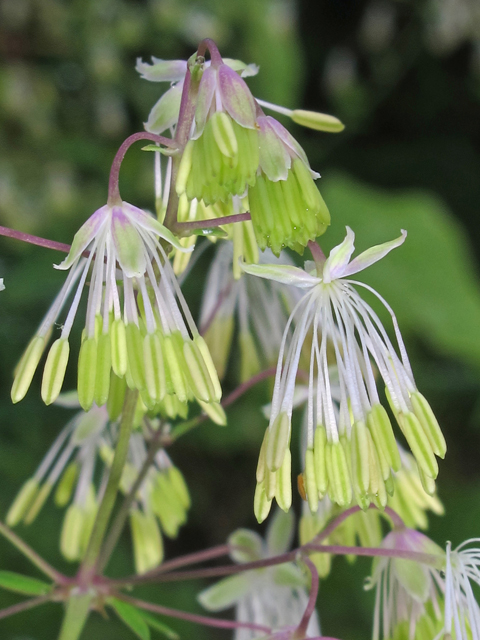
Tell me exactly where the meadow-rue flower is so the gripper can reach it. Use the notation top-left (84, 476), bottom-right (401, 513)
top-left (11, 200), bottom-right (221, 411)
top-left (198, 509), bottom-right (320, 640)
top-left (242, 227), bottom-right (446, 520)
top-left (443, 538), bottom-right (480, 640)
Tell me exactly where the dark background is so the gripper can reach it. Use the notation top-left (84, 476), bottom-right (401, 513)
top-left (1, 0), bottom-right (480, 638)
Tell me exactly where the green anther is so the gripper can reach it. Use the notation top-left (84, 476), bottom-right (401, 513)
top-left (60, 504), bottom-right (84, 561)
top-left (314, 425), bottom-right (328, 497)
top-left (299, 513), bottom-right (332, 578)
top-left (130, 510), bottom-right (164, 575)
top-left (194, 335), bottom-right (222, 402)
top-left (168, 466), bottom-right (191, 510)
top-left (326, 440), bottom-right (352, 507)
top-left (176, 139), bottom-right (194, 196)
top-left (367, 403), bottom-right (401, 472)
top-left (264, 467), bottom-right (277, 500)
top-left (239, 331), bottom-right (261, 382)
top-left (291, 109), bottom-right (345, 133)
top-left (397, 412), bottom-right (438, 479)
top-left (183, 339), bottom-right (212, 402)
top-left (107, 371), bottom-right (127, 421)
top-left (211, 112), bottom-right (238, 158)
top-left (366, 430), bottom-right (387, 509)
top-left (78, 494), bottom-right (97, 559)
top-left (41, 338), bottom-right (70, 405)
top-left (197, 400), bottom-right (227, 425)
top-left (418, 465), bottom-right (436, 497)
top-left (143, 333), bottom-right (166, 403)
top-left (275, 449), bottom-right (292, 512)
top-left (266, 412), bottom-right (290, 472)
top-left (125, 322), bottom-right (146, 391)
top-left (94, 333), bottom-right (111, 407)
top-left (24, 481), bottom-right (53, 524)
top-left (384, 473), bottom-right (395, 496)
top-left (410, 392), bottom-right (446, 459)
top-left (256, 430), bottom-right (268, 483)
top-left (305, 448), bottom-right (318, 513)
top-left (78, 337), bottom-right (97, 411)
top-left (6, 478), bottom-right (39, 526)
top-left (253, 481), bottom-right (272, 524)
top-left (111, 318), bottom-right (128, 377)
top-left (351, 420), bottom-right (370, 495)
top-left (163, 334), bottom-right (187, 403)
top-left (55, 462), bottom-right (78, 507)
top-left (11, 336), bottom-right (45, 403)
top-left (292, 159), bottom-right (322, 213)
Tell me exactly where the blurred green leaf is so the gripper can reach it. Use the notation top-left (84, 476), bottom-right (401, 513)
top-left (109, 598), bottom-right (151, 640)
top-left (0, 570), bottom-right (51, 596)
top-left (137, 610), bottom-right (179, 640)
top-left (321, 173), bottom-right (480, 371)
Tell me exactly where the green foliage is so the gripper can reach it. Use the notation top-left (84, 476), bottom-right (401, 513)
top-left (109, 598), bottom-right (151, 640)
top-left (0, 570), bottom-right (51, 596)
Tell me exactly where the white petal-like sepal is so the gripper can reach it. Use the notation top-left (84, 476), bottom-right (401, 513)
top-left (55, 205), bottom-right (109, 270)
top-left (342, 229), bottom-right (407, 278)
top-left (321, 226), bottom-right (356, 283)
top-left (240, 261), bottom-right (321, 289)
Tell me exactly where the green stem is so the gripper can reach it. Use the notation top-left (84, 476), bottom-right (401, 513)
top-left (57, 592), bottom-right (93, 640)
top-left (0, 521), bottom-right (65, 583)
top-left (80, 389), bottom-right (138, 574)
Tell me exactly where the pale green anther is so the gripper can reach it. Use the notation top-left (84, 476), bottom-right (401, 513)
top-left (239, 331), bottom-right (261, 383)
top-left (94, 333), bottom-right (111, 407)
top-left (266, 412), bottom-right (290, 472)
top-left (41, 338), bottom-right (70, 406)
top-left (78, 495), bottom-right (97, 558)
top-left (384, 473), bottom-right (395, 496)
top-left (143, 333), bottom-right (166, 403)
top-left (125, 322), bottom-right (146, 391)
top-left (410, 392), bottom-right (446, 459)
top-left (183, 340), bottom-right (212, 402)
top-left (194, 335), bottom-right (222, 402)
top-left (11, 336), bottom-right (45, 403)
top-left (367, 404), bottom-right (401, 472)
top-left (198, 400), bottom-right (227, 425)
top-left (55, 462), bottom-right (78, 507)
top-left (203, 317), bottom-right (233, 381)
top-left (163, 334), bottom-right (187, 403)
top-left (176, 140), bottom-right (194, 195)
top-left (314, 425), bottom-right (328, 497)
top-left (256, 430), bottom-right (268, 483)
top-left (130, 510), bottom-right (164, 575)
top-left (398, 412), bottom-right (438, 479)
top-left (125, 364), bottom-right (136, 391)
top-left (24, 482), bottom-right (53, 524)
top-left (299, 514), bottom-right (331, 578)
top-left (6, 478), bottom-right (38, 526)
top-left (253, 481), bottom-right (272, 524)
top-left (351, 421), bottom-right (370, 496)
top-left (77, 337), bottom-right (97, 411)
top-left (275, 449), bottom-right (292, 512)
top-left (167, 466), bottom-right (191, 510)
top-left (305, 448), bottom-right (318, 513)
top-left (326, 441), bottom-right (352, 507)
top-left (366, 430), bottom-right (388, 509)
top-left (211, 112), bottom-right (238, 158)
top-left (291, 109), bottom-right (345, 133)
top-left (107, 371), bottom-right (127, 421)
top-left (111, 318), bottom-right (128, 377)
top-left (418, 465), bottom-right (437, 497)
top-left (60, 504), bottom-right (84, 561)
top-left (264, 467), bottom-right (277, 501)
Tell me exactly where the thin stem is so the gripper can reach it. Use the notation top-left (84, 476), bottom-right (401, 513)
top-left (312, 506), bottom-right (362, 544)
top-left (108, 133), bottom-right (177, 206)
top-left (295, 556), bottom-right (319, 639)
top-left (384, 506), bottom-right (406, 529)
top-left (196, 38), bottom-right (223, 67)
top-left (304, 544), bottom-right (443, 567)
top-left (80, 389), bottom-right (139, 576)
top-left (97, 424), bottom-right (167, 573)
top-left (0, 595), bottom-right (51, 621)
top-left (175, 212), bottom-right (252, 236)
top-left (0, 225), bottom-right (71, 254)
top-left (117, 594), bottom-right (271, 634)
top-left (0, 521), bottom-right (66, 583)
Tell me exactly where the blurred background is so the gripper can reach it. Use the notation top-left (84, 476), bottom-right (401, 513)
top-left (1, 0), bottom-right (480, 637)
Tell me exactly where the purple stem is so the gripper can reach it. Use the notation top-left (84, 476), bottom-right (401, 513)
top-left (0, 225), bottom-right (71, 254)
top-left (117, 594), bottom-right (271, 634)
top-left (197, 38), bottom-right (223, 67)
top-left (0, 595), bottom-right (51, 621)
top-left (304, 543), bottom-right (442, 566)
top-left (295, 556), bottom-right (319, 639)
top-left (313, 505), bottom-right (405, 546)
top-left (222, 367), bottom-right (277, 408)
top-left (176, 212), bottom-right (252, 236)
top-left (108, 132), bottom-right (177, 206)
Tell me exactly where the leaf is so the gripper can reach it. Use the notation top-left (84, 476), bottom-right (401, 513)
top-left (141, 145), bottom-right (177, 157)
top-left (138, 611), bottom-right (180, 640)
top-left (321, 173), bottom-right (480, 371)
top-left (197, 573), bottom-right (252, 611)
top-left (109, 598), bottom-right (151, 640)
top-left (0, 571), bottom-right (52, 596)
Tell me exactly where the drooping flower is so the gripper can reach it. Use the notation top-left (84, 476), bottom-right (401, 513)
top-left (242, 227), bottom-right (446, 520)
top-left (198, 509), bottom-right (320, 640)
top-left (11, 200), bottom-right (221, 411)
top-left (6, 395), bottom-right (190, 573)
top-left (443, 539), bottom-right (480, 640)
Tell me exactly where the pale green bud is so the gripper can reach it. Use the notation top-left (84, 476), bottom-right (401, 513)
top-left (397, 412), bottom-right (438, 479)
top-left (41, 338), bottom-right (70, 406)
top-left (11, 336), bottom-right (45, 403)
top-left (253, 481), bottom-right (272, 524)
top-left (6, 478), bottom-right (39, 526)
top-left (24, 481), bottom-right (53, 524)
top-left (266, 412), bottom-right (290, 472)
top-left (77, 337), bottom-right (97, 411)
top-left (130, 510), bottom-right (164, 575)
top-left (291, 109), bottom-right (345, 132)
top-left (410, 392), bottom-right (446, 459)
top-left (197, 400), bottom-right (227, 426)
top-left (54, 462), bottom-right (78, 507)
top-left (60, 504), bottom-right (84, 561)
